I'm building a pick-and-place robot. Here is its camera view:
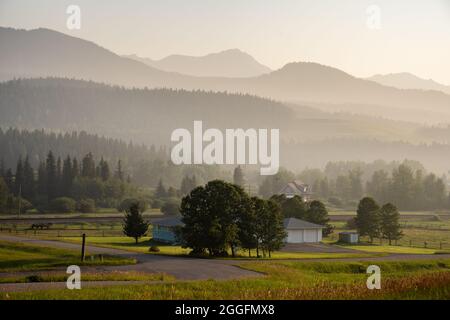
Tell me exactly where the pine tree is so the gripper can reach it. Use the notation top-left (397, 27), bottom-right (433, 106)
top-left (115, 160), bottom-right (124, 181)
top-left (0, 159), bottom-right (5, 178)
top-left (56, 156), bottom-right (62, 196)
top-left (380, 203), bottom-right (403, 245)
top-left (180, 175), bottom-right (196, 195)
top-left (14, 157), bottom-right (24, 196)
top-left (72, 157), bottom-right (80, 179)
top-left (156, 179), bottom-right (167, 198)
top-left (22, 156), bottom-right (35, 200)
top-left (0, 177), bottom-right (9, 212)
top-left (100, 158), bottom-right (110, 181)
top-left (233, 166), bottom-right (245, 187)
top-left (122, 203), bottom-right (149, 244)
top-left (61, 156), bottom-right (73, 196)
top-left (37, 162), bottom-right (47, 196)
top-left (4, 169), bottom-right (14, 192)
top-left (81, 153), bottom-right (96, 178)
top-left (46, 151), bottom-right (57, 201)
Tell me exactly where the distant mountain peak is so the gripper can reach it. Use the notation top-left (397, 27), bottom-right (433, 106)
top-left (127, 48), bottom-right (272, 78)
top-left (368, 72), bottom-right (450, 94)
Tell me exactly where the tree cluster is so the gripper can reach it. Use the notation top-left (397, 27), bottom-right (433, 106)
top-left (180, 180), bottom-right (286, 257)
top-left (354, 197), bottom-right (403, 244)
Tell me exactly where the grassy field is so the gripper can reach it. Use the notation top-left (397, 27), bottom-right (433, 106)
top-left (2, 259), bottom-right (450, 300)
top-left (0, 271), bottom-right (173, 284)
top-left (338, 244), bottom-right (440, 254)
top-left (0, 240), bottom-right (135, 272)
top-left (55, 236), bottom-right (380, 259)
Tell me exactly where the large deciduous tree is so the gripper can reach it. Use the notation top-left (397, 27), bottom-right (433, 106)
top-left (380, 203), bottom-right (403, 245)
top-left (355, 197), bottom-right (380, 243)
top-left (180, 180), bottom-right (250, 257)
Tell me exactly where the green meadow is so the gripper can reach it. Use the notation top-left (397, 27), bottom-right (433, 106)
top-left (2, 259), bottom-right (450, 300)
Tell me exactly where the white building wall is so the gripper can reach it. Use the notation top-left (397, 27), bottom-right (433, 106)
top-left (286, 229), bottom-right (322, 243)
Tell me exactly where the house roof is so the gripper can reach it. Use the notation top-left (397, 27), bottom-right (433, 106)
top-left (152, 217), bottom-right (184, 227)
top-left (283, 217), bottom-right (324, 230)
top-left (279, 180), bottom-right (312, 195)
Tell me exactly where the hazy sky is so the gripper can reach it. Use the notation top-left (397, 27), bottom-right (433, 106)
top-left (1, 0), bottom-right (449, 84)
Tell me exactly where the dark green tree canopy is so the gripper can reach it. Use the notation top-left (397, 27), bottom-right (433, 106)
top-left (123, 203), bottom-right (149, 244)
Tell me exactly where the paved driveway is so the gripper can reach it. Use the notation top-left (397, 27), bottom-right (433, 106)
top-left (0, 235), bottom-right (261, 281)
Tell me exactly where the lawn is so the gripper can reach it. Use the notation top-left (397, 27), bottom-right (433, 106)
top-left (0, 271), bottom-right (173, 284)
top-left (3, 259), bottom-right (450, 300)
top-left (55, 236), bottom-right (379, 260)
top-left (339, 244), bottom-right (439, 254)
top-left (0, 240), bottom-right (135, 272)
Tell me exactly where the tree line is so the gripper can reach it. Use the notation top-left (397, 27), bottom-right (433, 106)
top-left (259, 161), bottom-right (449, 210)
top-left (0, 151), bottom-right (134, 213)
top-left (353, 197), bottom-right (402, 245)
top-left (180, 180), bottom-right (286, 257)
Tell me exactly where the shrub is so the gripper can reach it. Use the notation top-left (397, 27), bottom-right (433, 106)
top-left (6, 196), bottom-right (34, 214)
top-left (25, 275), bottom-right (44, 283)
top-left (50, 197), bottom-right (76, 213)
top-left (345, 217), bottom-right (358, 229)
top-left (328, 197), bottom-right (343, 207)
top-left (161, 198), bottom-right (180, 216)
top-left (77, 198), bottom-right (96, 213)
top-left (151, 198), bottom-right (163, 209)
top-left (149, 246), bottom-right (160, 252)
top-left (117, 198), bottom-right (148, 213)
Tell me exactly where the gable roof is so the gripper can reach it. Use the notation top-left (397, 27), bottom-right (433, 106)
top-left (152, 217), bottom-right (184, 227)
top-left (279, 180), bottom-right (312, 195)
top-left (283, 217), bottom-right (324, 230)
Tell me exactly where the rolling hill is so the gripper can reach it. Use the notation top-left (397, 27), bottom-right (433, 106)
top-left (3, 77), bottom-right (450, 172)
top-left (368, 73), bottom-right (450, 95)
top-left (125, 49), bottom-right (271, 78)
top-left (2, 27), bottom-right (450, 125)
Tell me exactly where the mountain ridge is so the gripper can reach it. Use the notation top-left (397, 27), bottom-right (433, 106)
top-left (124, 48), bottom-right (272, 78)
top-left (2, 27), bottom-right (450, 124)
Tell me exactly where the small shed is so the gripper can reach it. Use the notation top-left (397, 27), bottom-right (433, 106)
top-left (152, 217), bottom-right (184, 244)
top-left (283, 218), bottom-right (324, 243)
top-left (339, 232), bottom-right (359, 244)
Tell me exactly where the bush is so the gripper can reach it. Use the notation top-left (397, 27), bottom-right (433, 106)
top-left (5, 196), bottom-right (34, 214)
top-left (149, 246), bottom-right (160, 253)
top-left (25, 275), bottom-right (44, 283)
top-left (328, 197), bottom-right (343, 207)
top-left (151, 198), bottom-right (163, 209)
top-left (161, 198), bottom-right (180, 216)
top-left (77, 198), bottom-right (96, 213)
top-left (117, 198), bottom-right (148, 213)
top-left (50, 197), bottom-right (76, 213)
top-left (345, 217), bottom-right (357, 230)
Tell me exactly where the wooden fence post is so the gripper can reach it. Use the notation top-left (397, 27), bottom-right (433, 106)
top-left (81, 233), bottom-right (86, 262)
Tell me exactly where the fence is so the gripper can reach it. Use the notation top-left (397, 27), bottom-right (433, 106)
top-left (0, 224), bottom-right (126, 237)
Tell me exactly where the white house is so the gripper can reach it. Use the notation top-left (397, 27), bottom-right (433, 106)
top-left (279, 180), bottom-right (313, 201)
top-left (283, 217), bottom-right (324, 243)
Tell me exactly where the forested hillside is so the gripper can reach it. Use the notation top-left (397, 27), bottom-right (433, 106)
top-left (0, 78), bottom-right (295, 145)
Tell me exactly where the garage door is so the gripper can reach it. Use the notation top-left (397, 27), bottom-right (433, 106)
top-left (304, 229), bottom-right (318, 243)
top-left (287, 230), bottom-right (304, 243)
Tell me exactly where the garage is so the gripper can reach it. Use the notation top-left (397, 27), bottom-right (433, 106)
top-left (284, 218), bottom-right (324, 243)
